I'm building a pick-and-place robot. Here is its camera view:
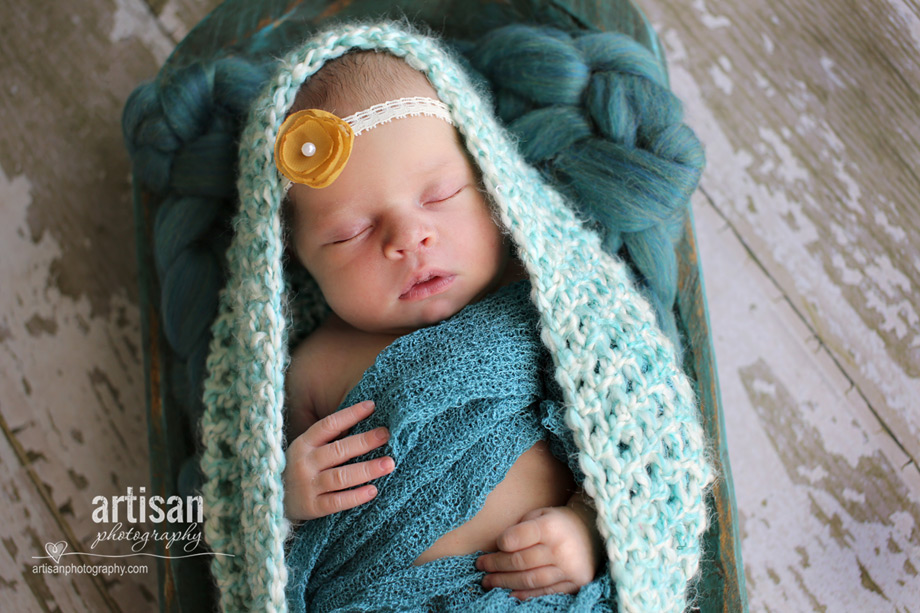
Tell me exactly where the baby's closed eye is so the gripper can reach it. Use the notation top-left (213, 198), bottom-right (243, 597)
top-left (424, 184), bottom-right (467, 206)
top-left (330, 226), bottom-right (370, 244)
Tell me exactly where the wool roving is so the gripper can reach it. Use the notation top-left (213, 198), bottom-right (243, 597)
top-left (200, 21), bottom-right (714, 613)
top-left (465, 25), bottom-right (707, 351)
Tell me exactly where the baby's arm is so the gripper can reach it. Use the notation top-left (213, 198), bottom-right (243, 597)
top-left (476, 490), bottom-right (605, 600)
top-left (284, 317), bottom-right (399, 520)
top-left (283, 400), bottom-right (396, 520)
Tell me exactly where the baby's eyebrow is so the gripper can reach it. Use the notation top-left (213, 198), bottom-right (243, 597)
top-left (310, 210), bottom-right (359, 236)
top-left (411, 155), bottom-right (463, 179)
top-left (298, 199), bottom-right (354, 236)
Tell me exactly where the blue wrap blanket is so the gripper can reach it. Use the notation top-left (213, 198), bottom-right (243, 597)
top-left (284, 281), bottom-right (615, 612)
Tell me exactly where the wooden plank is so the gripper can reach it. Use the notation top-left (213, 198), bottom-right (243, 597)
top-left (634, 0), bottom-right (920, 607)
top-left (0, 166), bottom-right (158, 612)
top-left (0, 411), bottom-right (118, 612)
top-left (640, 0), bottom-right (920, 470)
top-left (691, 190), bottom-right (920, 610)
top-left (0, 0), bottom-right (191, 610)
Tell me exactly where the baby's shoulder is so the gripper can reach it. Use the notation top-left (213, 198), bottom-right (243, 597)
top-left (287, 316), bottom-right (398, 422)
top-left (304, 315), bottom-right (397, 368)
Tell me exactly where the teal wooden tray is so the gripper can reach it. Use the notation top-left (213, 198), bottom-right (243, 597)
top-left (128, 1), bottom-right (747, 610)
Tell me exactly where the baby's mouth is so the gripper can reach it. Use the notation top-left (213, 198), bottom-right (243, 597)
top-left (399, 271), bottom-right (456, 301)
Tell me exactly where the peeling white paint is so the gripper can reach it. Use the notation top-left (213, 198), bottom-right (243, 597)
top-left (751, 376), bottom-right (777, 397)
top-left (873, 210), bottom-right (909, 244)
top-left (890, 510), bottom-right (919, 540)
top-left (691, 0), bottom-right (731, 29)
top-left (831, 158), bottom-right (864, 208)
top-left (661, 28), bottom-right (688, 63)
top-left (158, 0), bottom-right (194, 43)
top-left (753, 71), bottom-right (775, 97)
top-left (796, 113), bottom-right (817, 134)
top-left (0, 161), bottom-right (148, 545)
top-left (820, 55), bottom-right (845, 88)
top-left (0, 163), bottom-right (32, 219)
top-left (830, 222), bottom-right (850, 247)
top-left (864, 290), bottom-right (917, 341)
top-left (786, 79), bottom-right (812, 113)
top-left (109, 0), bottom-right (173, 65)
top-left (762, 33), bottom-right (775, 55)
top-left (821, 126), bottom-right (847, 155)
top-left (709, 63), bottom-right (733, 95)
top-left (664, 23), bottom-right (920, 430)
top-left (652, 15), bottom-right (920, 607)
top-left (832, 252), bottom-right (863, 286)
top-left (886, 0), bottom-right (920, 49)
top-left (756, 127), bottom-right (812, 186)
top-left (841, 487), bottom-right (866, 504)
top-left (797, 464), bottom-right (830, 483)
top-left (692, 194), bottom-right (920, 612)
top-left (866, 253), bottom-right (915, 297)
top-left (852, 247), bottom-right (868, 268)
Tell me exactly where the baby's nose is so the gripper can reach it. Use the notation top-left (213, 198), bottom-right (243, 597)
top-left (383, 217), bottom-right (434, 258)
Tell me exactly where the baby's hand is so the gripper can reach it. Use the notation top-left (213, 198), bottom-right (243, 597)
top-left (283, 400), bottom-right (395, 521)
top-left (476, 498), bottom-right (604, 600)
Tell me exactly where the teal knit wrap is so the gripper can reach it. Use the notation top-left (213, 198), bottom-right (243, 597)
top-left (200, 22), bottom-right (714, 613)
top-left (285, 280), bottom-right (614, 611)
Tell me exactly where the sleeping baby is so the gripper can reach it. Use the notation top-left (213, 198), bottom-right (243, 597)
top-left (279, 50), bottom-right (613, 611)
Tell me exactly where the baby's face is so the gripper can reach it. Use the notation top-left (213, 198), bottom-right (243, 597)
top-left (289, 113), bottom-right (509, 334)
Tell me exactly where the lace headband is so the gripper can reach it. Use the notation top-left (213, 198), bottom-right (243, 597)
top-left (274, 96), bottom-right (453, 188)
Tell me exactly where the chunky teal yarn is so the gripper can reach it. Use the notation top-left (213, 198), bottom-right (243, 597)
top-left (200, 21), bottom-right (714, 613)
top-left (123, 54), bottom-right (268, 436)
top-left (466, 25), bottom-right (705, 348)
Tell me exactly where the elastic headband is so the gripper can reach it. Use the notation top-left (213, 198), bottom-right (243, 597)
top-left (274, 96), bottom-right (453, 188)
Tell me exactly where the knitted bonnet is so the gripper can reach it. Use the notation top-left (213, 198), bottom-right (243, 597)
top-left (200, 21), bottom-right (714, 613)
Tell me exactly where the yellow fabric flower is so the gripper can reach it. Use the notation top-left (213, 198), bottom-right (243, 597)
top-left (274, 109), bottom-right (355, 188)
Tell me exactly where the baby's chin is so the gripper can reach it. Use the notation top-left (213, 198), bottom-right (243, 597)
top-left (348, 305), bottom-right (465, 336)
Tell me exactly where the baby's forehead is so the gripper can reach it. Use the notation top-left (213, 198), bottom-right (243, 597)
top-left (294, 51), bottom-right (438, 116)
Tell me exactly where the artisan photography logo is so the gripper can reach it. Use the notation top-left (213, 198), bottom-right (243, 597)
top-left (32, 486), bottom-right (233, 573)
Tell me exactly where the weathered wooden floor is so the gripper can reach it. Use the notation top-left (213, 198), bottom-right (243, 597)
top-left (0, 0), bottom-right (917, 611)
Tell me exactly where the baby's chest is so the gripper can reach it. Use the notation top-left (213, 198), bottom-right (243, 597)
top-left (302, 330), bottom-right (397, 420)
top-left (316, 354), bottom-right (374, 419)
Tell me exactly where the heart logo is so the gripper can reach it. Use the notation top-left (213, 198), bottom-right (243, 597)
top-left (45, 541), bottom-right (67, 564)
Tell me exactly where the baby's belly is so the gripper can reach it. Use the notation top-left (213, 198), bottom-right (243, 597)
top-left (412, 440), bottom-right (576, 566)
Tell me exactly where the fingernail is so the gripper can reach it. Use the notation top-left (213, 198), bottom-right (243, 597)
top-left (364, 400), bottom-right (375, 411)
top-left (380, 457), bottom-right (394, 471)
top-left (375, 428), bottom-right (389, 441)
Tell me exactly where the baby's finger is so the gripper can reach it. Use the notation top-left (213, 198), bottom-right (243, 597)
top-left (509, 582), bottom-right (579, 601)
top-left (303, 400), bottom-right (376, 447)
top-left (314, 484), bottom-right (379, 516)
top-left (317, 456), bottom-right (396, 493)
top-left (314, 426), bottom-right (391, 469)
top-left (496, 519), bottom-right (543, 552)
top-left (481, 566), bottom-right (565, 591)
top-left (477, 545), bottom-right (551, 573)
